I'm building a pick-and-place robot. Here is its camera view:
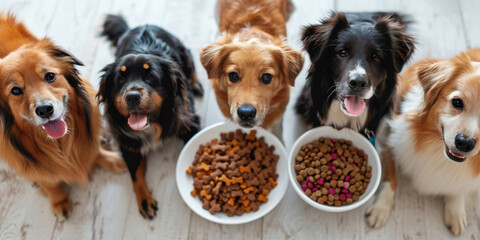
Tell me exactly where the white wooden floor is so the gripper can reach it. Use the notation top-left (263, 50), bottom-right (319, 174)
top-left (1, 0), bottom-right (479, 239)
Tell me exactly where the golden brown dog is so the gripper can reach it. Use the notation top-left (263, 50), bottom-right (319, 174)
top-left (366, 48), bottom-right (480, 235)
top-left (0, 14), bottom-right (125, 220)
top-left (200, 0), bottom-right (304, 138)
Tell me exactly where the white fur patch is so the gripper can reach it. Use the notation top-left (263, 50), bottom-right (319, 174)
top-left (326, 100), bottom-right (368, 131)
top-left (400, 85), bottom-right (424, 114)
top-left (348, 64), bottom-right (366, 78)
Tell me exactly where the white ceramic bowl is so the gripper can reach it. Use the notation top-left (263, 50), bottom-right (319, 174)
top-left (288, 126), bottom-right (381, 212)
top-left (176, 121), bottom-right (288, 224)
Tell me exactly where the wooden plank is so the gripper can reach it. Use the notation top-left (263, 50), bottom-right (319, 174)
top-left (459, 0), bottom-right (480, 48)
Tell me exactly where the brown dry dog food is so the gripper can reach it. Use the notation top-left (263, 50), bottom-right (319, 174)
top-left (295, 138), bottom-right (372, 206)
top-left (187, 129), bottom-right (279, 216)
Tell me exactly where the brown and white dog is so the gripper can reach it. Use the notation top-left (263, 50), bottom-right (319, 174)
top-left (0, 14), bottom-right (125, 220)
top-left (200, 0), bottom-right (304, 138)
top-left (366, 48), bottom-right (480, 235)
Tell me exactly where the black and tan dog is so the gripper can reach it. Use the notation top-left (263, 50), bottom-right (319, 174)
top-left (98, 15), bottom-right (203, 219)
top-left (296, 12), bottom-right (415, 137)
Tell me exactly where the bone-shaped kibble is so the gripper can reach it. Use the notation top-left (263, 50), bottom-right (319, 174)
top-left (212, 161), bottom-right (228, 170)
top-left (246, 177), bottom-right (259, 186)
top-left (215, 154), bottom-right (229, 162)
top-left (243, 186), bottom-right (254, 194)
top-left (231, 176), bottom-right (244, 184)
top-left (197, 162), bottom-right (210, 171)
top-left (231, 190), bottom-right (243, 197)
top-left (218, 174), bottom-right (232, 186)
top-left (240, 165), bottom-right (251, 173)
top-left (200, 189), bottom-right (212, 200)
top-left (257, 194), bottom-right (268, 203)
top-left (212, 181), bottom-right (222, 195)
top-left (209, 200), bottom-right (221, 214)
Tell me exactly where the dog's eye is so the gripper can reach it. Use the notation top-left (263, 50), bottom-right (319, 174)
top-left (452, 98), bottom-right (464, 110)
top-left (372, 53), bottom-right (381, 63)
top-left (11, 87), bottom-right (23, 96)
top-left (228, 72), bottom-right (239, 83)
top-left (261, 73), bottom-right (272, 84)
top-left (44, 72), bottom-right (56, 83)
top-left (338, 49), bottom-right (347, 57)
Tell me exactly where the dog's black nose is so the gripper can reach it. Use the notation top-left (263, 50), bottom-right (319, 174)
top-left (126, 91), bottom-right (142, 108)
top-left (35, 104), bottom-right (54, 119)
top-left (348, 76), bottom-right (368, 92)
top-left (455, 134), bottom-right (476, 152)
top-left (237, 104), bottom-right (257, 121)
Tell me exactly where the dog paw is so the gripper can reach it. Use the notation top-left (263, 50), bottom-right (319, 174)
top-left (51, 197), bottom-right (72, 221)
top-left (445, 204), bottom-right (467, 235)
top-left (365, 187), bottom-right (394, 228)
top-left (138, 197), bottom-right (158, 220)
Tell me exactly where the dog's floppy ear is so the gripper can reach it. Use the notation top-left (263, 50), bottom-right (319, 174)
top-left (273, 45), bottom-right (304, 86)
top-left (417, 59), bottom-right (456, 112)
top-left (200, 42), bottom-right (235, 80)
top-left (375, 14), bottom-right (416, 73)
top-left (301, 12), bottom-right (349, 63)
top-left (97, 63), bottom-right (115, 104)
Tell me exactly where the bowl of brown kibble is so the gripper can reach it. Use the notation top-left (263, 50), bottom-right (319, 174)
top-left (288, 126), bottom-right (381, 212)
top-left (176, 121), bottom-right (288, 224)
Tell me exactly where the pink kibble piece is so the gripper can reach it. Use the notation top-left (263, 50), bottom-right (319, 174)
top-left (327, 161), bottom-right (332, 166)
top-left (328, 187), bottom-right (335, 195)
top-left (317, 178), bottom-right (324, 185)
top-left (331, 148), bottom-right (335, 153)
top-left (343, 182), bottom-right (350, 189)
top-left (331, 139), bottom-right (336, 143)
top-left (301, 184), bottom-right (308, 191)
top-left (307, 182), bottom-right (314, 189)
top-left (345, 176), bottom-right (350, 182)
top-left (346, 193), bottom-right (352, 198)
top-left (312, 188), bottom-right (319, 192)
top-left (341, 189), bottom-right (349, 194)
top-left (331, 153), bottom-right (338, 160)
top-left (306, 176), bottom-right (310, 182)
top-left (340, 194), bottom-right (346, 201)
top-left (331, 166), bottom-right (337, 172)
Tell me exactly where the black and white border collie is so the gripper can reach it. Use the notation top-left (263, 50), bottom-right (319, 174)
top-left (296, 12), bottom-right (415, 137)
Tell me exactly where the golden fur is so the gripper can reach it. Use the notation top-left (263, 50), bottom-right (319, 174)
top-left (0, 14), bottom-right (125, 219)
top-left (201, 0), bottom-right (304, 130)
top-left (367, 48), bottom-right (480, 235)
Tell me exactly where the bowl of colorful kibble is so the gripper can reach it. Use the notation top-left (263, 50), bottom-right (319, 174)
top-left (288, 126), bottom-right (381, 212)
top-left (176, 121), bottom-right (288, 224)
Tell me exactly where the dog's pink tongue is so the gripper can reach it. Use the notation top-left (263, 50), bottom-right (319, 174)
top-left (43, 119), bottom-right (66, 139)
top-left (128, 113), bottom-right (148, 130)
top-left (344, 96), bottom-right (366, 115)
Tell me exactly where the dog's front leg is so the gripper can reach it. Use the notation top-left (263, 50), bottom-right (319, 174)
top-left (38, 181), bottom-right (72, 221)
top-left (121, 147), bottom-right (158, 219)
top-left (444, 194), bottom-right (467, 235)
top-left (365, 146), bottom-right (396, 228)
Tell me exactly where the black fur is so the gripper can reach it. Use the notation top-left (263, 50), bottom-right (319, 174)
top-left (296, 12), bottom-right (415, 135)
top-left (98, 15), bottom-right (202, 218)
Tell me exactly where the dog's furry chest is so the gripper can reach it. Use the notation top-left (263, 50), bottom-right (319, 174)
top-left (389, 86), bottom-right (480, 195)
top-left (120, 125), bottom-right (163, 155)
top-left (325, 100), bottom-right (368, 132)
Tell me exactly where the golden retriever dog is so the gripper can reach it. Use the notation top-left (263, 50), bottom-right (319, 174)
top-left (0, 14), bottom-right (125, 220)
top-left (200, 0), bottom-right (304, 138)
top-left (366, 48), bottom-right (480, 235)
